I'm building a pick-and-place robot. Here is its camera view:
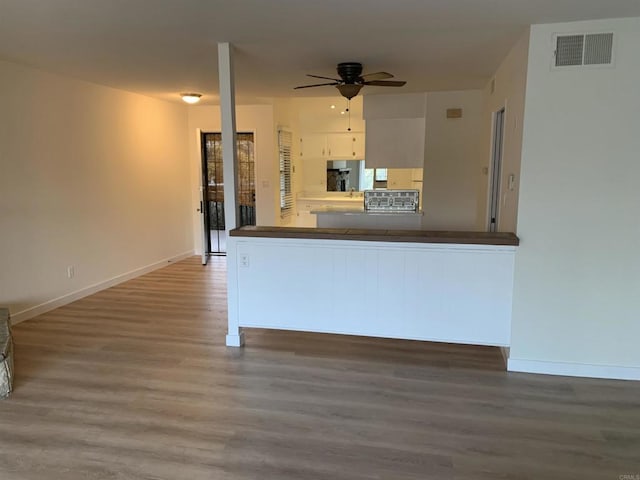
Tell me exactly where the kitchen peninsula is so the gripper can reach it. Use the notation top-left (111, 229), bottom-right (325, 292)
top-left (312, 189), bottom-right (423, 229)
top-left (312, 206), bottom-right (423, 229)
top-left (225, 226), bottom-right (519, 350)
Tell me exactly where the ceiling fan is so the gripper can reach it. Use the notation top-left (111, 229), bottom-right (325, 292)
top-left (294, 62), bottom-right (406, 99)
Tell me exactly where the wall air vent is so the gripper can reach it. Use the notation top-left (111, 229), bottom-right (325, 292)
top-left (554, 33), bottom-right (614, 67)
top-left (584, 33), bottom-right (614, 65)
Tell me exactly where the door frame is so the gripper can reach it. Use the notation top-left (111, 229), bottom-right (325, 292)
top-left (199, 129), bottom-right (258, 258)
top-left (487, 107), bottom-right (506, 232)
top-left (196, 129), bottom-right (210, 265)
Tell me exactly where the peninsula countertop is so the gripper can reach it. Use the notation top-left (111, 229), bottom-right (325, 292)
top-left (230, 226), bottom-right (519, 246)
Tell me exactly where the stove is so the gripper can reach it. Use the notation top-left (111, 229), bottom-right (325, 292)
top-left (364, 190), bottom-right (419, 212)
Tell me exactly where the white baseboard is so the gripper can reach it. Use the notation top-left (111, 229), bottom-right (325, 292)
top-left (508, 358), bottom-right (640, 381)
top-left (500, 347), bottom-right (510, 368)
top-left (10, 250), bottom-right (195, 325)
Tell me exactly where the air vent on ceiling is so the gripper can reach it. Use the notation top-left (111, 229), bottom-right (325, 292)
top-left (554, 33), bottom-right (614, 67)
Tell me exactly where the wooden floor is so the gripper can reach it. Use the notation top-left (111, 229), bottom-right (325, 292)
top-left (1, 257), bottom-right (639, 480)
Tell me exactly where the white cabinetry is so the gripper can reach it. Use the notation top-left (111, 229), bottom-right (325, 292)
top-left (352, 132), bottom-right (365, 159)
top-left (387, 168), bottom-right (423, 209)
top-left (300, 133), bottom-right (327, 158)
top-left (295, 199), bottom-right (322, 228)
top-left (301, 133), bottom-right (364, 160)
top-left (296, 209), bottom-right (317, 228)
top-left (295, 196), bottom-right (365, 228)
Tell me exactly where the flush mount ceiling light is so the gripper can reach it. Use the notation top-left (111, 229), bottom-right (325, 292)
top-left (181, 93), bottom-right (202, 104)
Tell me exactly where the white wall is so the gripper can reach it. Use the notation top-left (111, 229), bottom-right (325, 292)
top-left (422, 90), bottom-right (484, 230)
top-left (187, 105), bottom-right (276, 254)
top-left (478, 30), bottom-right (530, 232)
top-left (510, 17), bottom-right (640, 377)
top-left (0, 60), bottom-right (193, 320)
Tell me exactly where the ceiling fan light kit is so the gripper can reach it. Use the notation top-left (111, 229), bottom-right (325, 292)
top-left (336, 84), bottom-right (362, 100)
top-left (294, 62), bottom-right (406, 99)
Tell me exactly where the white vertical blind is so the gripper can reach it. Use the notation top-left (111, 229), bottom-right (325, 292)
top-left (279, 130), bottom-right (293, 217)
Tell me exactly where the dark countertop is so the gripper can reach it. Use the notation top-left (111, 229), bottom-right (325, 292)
top-left (230, 226), bottom-right (519, 246)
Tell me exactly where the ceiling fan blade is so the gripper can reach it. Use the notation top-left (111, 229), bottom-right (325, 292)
top-left (363, 80), bottom-right (407, 87)
top-left (361, 71), bottom-right (394, 81)
top-left (307, 74), bottom-right (341, 81)
top-left (294, 82), bottom-right (340, 89)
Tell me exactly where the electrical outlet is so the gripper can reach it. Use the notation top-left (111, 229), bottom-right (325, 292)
top-left (239, 254), bottom-right (250, 268)
top-left (67, 266), bottom-right (75, 279)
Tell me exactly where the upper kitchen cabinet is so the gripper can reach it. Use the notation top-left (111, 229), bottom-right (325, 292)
top-left (364, 93), bottom-right (427, 168)
top-left (300, 133), bottom-right (327, 158)
top-left (301, 132), bottom-right (364, 160)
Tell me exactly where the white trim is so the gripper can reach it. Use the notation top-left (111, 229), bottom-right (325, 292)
top-left (508, 358), bottom-right (640, 381)
top-left (500, 347), bottom-right (510, 368)
top-left (10, 251), bottom-right (194, 325)
top-left (196, 127), bottom-right (208, 265)
top-left (237, 322), bottom-right (510, 348)
top-left (226, 332), bottom-right (245, 347)
top-left (487, 106), bottom-right (506, 232)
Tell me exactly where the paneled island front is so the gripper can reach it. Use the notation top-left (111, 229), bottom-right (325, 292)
top-left (226, 226), bottom-right (519, 351)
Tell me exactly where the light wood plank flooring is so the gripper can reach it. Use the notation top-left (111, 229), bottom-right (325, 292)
top-left (1, 256), bottom-right (639, 479)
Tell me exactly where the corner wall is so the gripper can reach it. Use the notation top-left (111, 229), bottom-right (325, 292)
top-left (422, 90), bottom-right (484, 230)
top-left (0, 60), bottom-right (193, 320)
top-left (510, 17), bottom-right (640, 379)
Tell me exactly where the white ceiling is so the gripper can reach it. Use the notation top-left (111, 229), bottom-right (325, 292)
top-left (2, 0), bottom-right (640, 104)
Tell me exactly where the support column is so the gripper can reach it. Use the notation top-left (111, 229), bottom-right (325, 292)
top-left (218, 42), bottom-right (239, 231)
top-left (219, 42), bottom-right (244, 347)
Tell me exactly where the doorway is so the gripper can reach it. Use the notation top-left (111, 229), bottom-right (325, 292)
top-left (488, 108), bottom-right (505, 232)
top-left (201, 132), bottom-right (256, 257)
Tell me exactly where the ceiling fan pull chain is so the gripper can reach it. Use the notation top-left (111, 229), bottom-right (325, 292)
top-left (347, 99), bottom-right (351, 132)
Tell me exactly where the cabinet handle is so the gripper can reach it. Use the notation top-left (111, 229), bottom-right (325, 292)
top-left (328, 148), bottom-right (331, 156)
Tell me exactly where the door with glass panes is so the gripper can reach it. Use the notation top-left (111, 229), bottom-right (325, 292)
top-left (200, 132), bottom-right (255, 256)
